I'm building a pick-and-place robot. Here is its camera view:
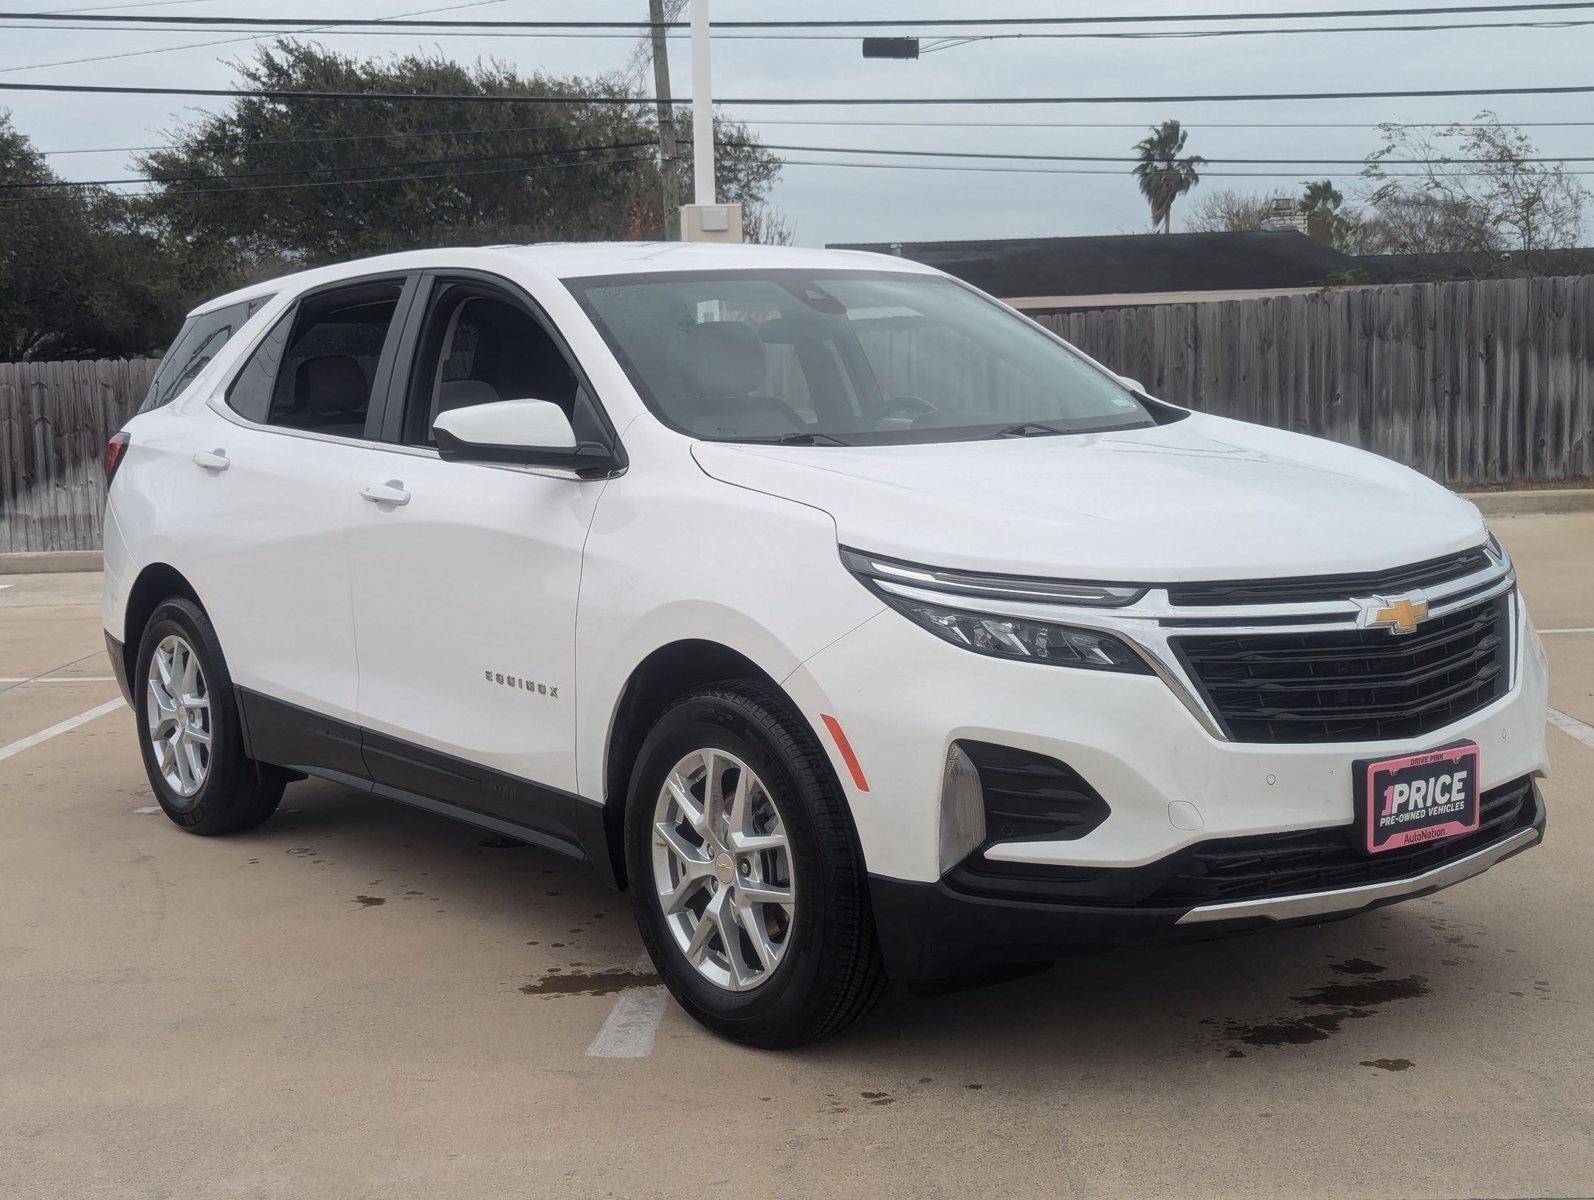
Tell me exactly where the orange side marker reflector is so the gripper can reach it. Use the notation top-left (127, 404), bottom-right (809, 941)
top-left (820, 714), bottom-right (869, 793)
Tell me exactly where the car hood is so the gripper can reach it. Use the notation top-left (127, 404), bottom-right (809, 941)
top-left (689, 412), bottom-right (1486, 582)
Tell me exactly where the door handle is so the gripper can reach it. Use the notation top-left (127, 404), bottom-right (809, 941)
top-left (360, 480), bottom-right (411, 507)
top-left (192, 449), bottom-right (229, 472)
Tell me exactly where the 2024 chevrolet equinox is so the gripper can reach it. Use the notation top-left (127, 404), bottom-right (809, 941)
top-left (102, 243), bottom-right (1549, 1047)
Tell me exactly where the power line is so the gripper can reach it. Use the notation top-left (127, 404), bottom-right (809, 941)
top-left (751, 142), bottom-right (1594, 166)
top-left (35, 117), bottom-right (1594, 157)
top-left (776, 156), bottom-right (1594, 179)
top-left (0, 151), bottom-right (656, 204)
top-left (17, 138), bottom-right (1588, 196)
top-left (0, 140), bottom-right (657, 191)
top-left (0, 0), bottom-right (511, 76)
top-left (6, 16), bottom-right (1592, 40)
top-left (4, 3), bottom-right (1594, 28)
top-left (7, 79), bottom-right (1594, 106)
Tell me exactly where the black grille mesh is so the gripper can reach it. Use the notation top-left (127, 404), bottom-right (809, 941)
top-left (961, 741), bottom-right (1110, 844)
top-left (1147, 777), bottom-right (1537, 905)
top-left (1175, 596), bottom-right (1511, 744)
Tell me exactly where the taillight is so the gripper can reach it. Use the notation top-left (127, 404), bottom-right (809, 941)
top-left (103, 432), bottom-right (130, 487)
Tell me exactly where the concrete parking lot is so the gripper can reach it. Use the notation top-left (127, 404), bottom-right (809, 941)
top-left (2, 515), bottom-right (1592, 1199)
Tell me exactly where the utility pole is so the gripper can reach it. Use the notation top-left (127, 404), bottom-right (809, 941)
top-left (679, 0), bottom-right (741, 242)
top-left (646, 0), bottom-right (679, 239)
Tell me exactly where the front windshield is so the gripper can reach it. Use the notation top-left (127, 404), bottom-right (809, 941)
top-left (566, 269), bottom-right (1154, 445)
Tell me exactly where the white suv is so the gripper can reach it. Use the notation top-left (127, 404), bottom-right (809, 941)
top-left (102, 243), bottom-right (1548, 1047)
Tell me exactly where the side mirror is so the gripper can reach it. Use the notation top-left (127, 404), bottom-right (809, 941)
top-left (432, 398), bottom-right (614, 473)
top-left (1115, 374), bottom-right (1147, 395)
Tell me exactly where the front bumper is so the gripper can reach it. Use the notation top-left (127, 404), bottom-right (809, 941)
top-left (788, 595), bottom-right (1549, 882)
top-left (871, 781), bottom-right (1545, 979)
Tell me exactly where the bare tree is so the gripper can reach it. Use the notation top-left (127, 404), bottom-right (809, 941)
top-left (1361, 113), bottom-right (1589, 268)
top-left (1184, 189), bottom-right (1273, 232)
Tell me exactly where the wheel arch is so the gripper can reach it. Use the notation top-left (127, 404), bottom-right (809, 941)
top-left (121, 562), bottom-right (205, 681)
top-left (601, 639), bottom-right (821, 890)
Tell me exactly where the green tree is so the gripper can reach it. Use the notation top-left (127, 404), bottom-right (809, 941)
top-left (1, 111), bottom-right (178, 360)
top-left (133, 42), bottom-right (786, 276)
top-left (1132, 119), bottom-right (1204, 233)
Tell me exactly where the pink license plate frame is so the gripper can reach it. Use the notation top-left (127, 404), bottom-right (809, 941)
top-left (1353, 741), bottom-right (1482, 855)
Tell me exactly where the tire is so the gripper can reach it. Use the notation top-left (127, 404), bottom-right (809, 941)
top-left (625, 681), bottom-right (886, 1048)
top-left (133, 597), bottom-right (286, 836)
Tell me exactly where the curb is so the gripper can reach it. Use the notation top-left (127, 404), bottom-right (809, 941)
top-left (1464, 488), bottom-right (1594, 517)
top-left (0, 550), bottom-right (104, 575)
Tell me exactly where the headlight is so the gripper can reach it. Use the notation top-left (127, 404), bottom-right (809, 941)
top-left (882, 595), bottom-right (1152, 672)
top-left (841, 547), bottom-right (1152, 671)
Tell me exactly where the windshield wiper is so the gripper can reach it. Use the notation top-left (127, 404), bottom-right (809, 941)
top-left (992, 421), bottom-right (1066, 438)
top-left (746, 431), bottom-right (852, 446)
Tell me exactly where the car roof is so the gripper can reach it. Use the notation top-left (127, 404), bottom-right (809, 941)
top-left (190, 242), bottom-right (938, 316)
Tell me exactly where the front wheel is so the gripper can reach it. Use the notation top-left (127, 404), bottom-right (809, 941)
top-left (625, 683), bottom-right (886, 1048)
top-left (133, 597), bottom-right (286, 836)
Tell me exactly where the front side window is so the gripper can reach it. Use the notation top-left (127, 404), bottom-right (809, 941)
top-left (566, 270), bottom-right (1153, 445)
top-left (400, 282), bottom-right (604, 446)
top-left (139, 296), bottom-right (270, 414)
top-left (226, 281), bottom-right (402, 438)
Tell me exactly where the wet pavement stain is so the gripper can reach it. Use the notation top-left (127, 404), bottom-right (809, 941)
top-left (1292, 976), bottom-right (1431, 1009)
top-left (861, 1091), bottom-right (894, 1106)
top-left (518, 968), bottom-right (657, 996)
top-left (353, 895), bottom-right (386, 907)
top-left (1332, 958), bottom-right (1386, 975)
top-left (1361, 1058), bottom-right (1415, 1072)
top-left (1217, 975), bottom-right (1430, 1049)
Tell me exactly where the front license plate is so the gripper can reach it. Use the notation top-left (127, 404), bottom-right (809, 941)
top-left (1353, 741), bottom-right (1481, 855)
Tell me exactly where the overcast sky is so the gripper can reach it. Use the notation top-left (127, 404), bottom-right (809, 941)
top-left (3, 0), bottom-right (1592, 247)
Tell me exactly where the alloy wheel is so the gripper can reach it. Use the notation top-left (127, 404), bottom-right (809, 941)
top-left (650, 748), bottom-right (797, 992)
top-left (145, 634), bottom-right (212, 804)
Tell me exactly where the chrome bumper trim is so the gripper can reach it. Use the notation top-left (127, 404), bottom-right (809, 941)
top-left (1175, 825), bottom-right (1541, 925)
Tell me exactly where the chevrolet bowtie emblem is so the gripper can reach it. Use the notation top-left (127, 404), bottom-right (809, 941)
top-left (1358, 593), bottom-right (1430, 636)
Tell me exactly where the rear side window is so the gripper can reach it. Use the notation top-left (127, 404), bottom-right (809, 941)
top-left (225, 280), bottom-right (403, 439)
top-left (139, 296), bottom-right (270, 414)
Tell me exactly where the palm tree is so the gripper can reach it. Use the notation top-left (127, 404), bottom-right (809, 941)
top-left (1133, 120), bottom-right (1204, 233)
top-left (1299, 179), bottom-right (1345, 244)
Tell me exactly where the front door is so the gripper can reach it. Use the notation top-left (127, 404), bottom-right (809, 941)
top-left (347, 276), bottom-right (611, 846)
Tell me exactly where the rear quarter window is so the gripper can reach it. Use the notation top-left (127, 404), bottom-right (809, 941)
top-left (139, 296), bottom-right (271, 414)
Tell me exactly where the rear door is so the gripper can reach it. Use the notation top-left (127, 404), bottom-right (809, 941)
top-left (191, 274), bottom-right (416, 775)
top-left (346, 272), bottom-right (617, 849)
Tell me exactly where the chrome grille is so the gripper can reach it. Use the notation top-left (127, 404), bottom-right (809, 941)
top-left (1165, 548), bottom-right (1492, 607)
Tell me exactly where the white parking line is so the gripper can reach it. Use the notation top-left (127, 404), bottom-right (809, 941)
top-left (0, 676), bottom-right (117, 684)
top-left (1540, 627), bottom-right (1594, 635)
top-left (1548, 707), bottom-right (1594, 753)
top-left (585, 953), bottom-right (669, 1060)
top-left (0, 698), bottom-right (127, 764)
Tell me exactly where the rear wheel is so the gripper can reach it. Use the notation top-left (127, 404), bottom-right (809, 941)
top-left (133, 598), bottom-right (286, 835)
top-left (625, 682), bottom-right (885, 1048)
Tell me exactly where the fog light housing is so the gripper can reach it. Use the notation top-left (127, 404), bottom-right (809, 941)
top-left (939, 743), bottom-right (987, 874)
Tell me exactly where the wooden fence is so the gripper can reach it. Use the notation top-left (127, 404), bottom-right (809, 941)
top-left (1, 275), bottom-right (1591, 552)
top-left (1036, 275), bottom-right (1594, 489)
top-left (1, 358), bottom-right (156, 554)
